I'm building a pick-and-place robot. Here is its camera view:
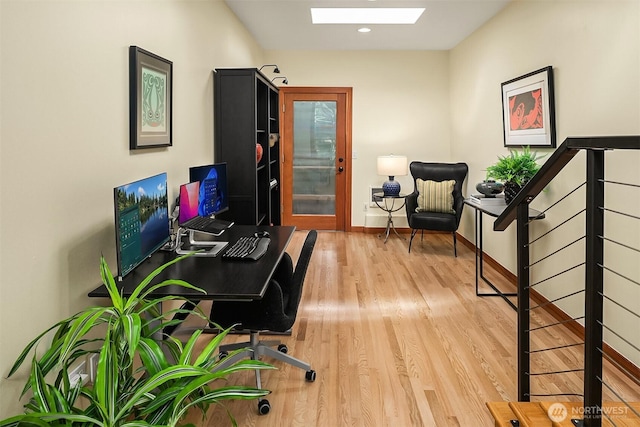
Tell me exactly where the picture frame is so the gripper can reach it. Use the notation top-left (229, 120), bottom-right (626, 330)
top-left (129, 46), bottom-right (172, 149)
top-left (501, 66), bottom-right (556, 148)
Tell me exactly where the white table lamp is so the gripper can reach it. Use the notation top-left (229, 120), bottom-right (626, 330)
top-left (377, 155), bottom-right (408, 196)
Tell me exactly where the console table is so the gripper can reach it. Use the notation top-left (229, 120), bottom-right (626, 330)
top-left (464, 199), bottom-right (544, 310)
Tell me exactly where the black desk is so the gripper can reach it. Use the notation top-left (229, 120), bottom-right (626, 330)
top-left (464, 200), bottom-right (543, 310)
top-left (89, 225), bottom-right (296, 301)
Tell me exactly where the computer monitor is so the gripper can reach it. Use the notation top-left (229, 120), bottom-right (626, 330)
top-left (178, 181), bottom-right (200, 225)
top-left (113, 172), bottom-right (170, 279)
top-left (188, 163), bottom-right (229, 217)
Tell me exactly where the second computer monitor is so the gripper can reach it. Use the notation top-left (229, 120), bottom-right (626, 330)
top-left (113, 172), bottom-right (170, 279)
top-left (188, 162), bottom-right (229, 217)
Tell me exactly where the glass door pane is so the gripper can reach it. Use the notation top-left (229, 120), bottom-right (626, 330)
top-left (292, 101), bottom-right (337, 215)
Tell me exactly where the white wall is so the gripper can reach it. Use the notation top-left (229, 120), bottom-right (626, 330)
top-left (0, 0), bottom-right (264, 416)
top-left (450, 0), bottom-right (640, 364)
top-left (262, 50), bottom-right (451, 227)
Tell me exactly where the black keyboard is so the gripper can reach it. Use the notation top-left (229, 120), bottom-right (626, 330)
top-left (221, 235), bottom-right (270, 261)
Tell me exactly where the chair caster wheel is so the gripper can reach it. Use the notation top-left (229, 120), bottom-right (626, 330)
top-left (305, 370), bottom-right (316, 382)
top-left (277, 344), bottom-right (288, 354)
top-left (218, 351), bottom-right (228, 360)
top-left (258, 398), bottom-right (270, 415)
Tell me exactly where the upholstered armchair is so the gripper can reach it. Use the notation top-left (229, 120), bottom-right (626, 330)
top-left (405, 162), bottom-right (469, 255)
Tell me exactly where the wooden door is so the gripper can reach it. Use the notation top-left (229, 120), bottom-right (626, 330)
top-left (279, 87), bottom-right (352, 231)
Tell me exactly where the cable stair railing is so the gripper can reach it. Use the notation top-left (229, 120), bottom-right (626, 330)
top-left (486, 136), bottom-right (640, 427)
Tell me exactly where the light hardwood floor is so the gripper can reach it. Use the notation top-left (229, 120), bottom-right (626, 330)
top-left (183, 231), bottom-right (639, 426)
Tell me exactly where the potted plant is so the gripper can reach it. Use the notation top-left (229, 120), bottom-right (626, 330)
top-left (0, 254), bottom-right (273, 427)
top-left (485, 146), bottom-right (544, 204)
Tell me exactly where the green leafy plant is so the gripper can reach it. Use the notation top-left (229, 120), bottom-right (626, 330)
top-left (0, 254), bottom-right (273, 427)
top-left (485, 146), bottom-right (543, 187)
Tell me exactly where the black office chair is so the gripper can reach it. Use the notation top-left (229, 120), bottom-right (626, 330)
top-left (405, 162), bottom-right (468, 256)
top-left (209, 230), bottom-right (318, 415)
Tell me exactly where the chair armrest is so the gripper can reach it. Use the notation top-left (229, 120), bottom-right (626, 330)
top-left (259, 280), bottom-right (286, 315)
top-left (256, 280), bottom-right (295, 331)
top-left (405, 192), bottom-right (418, 219)
top-left (210, 280), bottom-right (286, 331)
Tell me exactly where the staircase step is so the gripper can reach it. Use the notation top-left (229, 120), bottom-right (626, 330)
top-left (538, 402), bottom-right (582, 427)
top-left (486, 402), bottom-right (518, 427)
top-left (539, 401), bottom-right (640, 427)
top-left (508, 402), bottom-right (553, 427)
top-left (488, 401), bottom-right (640, 427)
top-left (595, 402), bottom-right (639, 427)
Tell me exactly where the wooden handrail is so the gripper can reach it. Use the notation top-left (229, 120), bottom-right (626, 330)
top-left (493, 135), bottom-right (640, 231)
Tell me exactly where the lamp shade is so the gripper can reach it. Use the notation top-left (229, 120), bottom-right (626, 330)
top-left (377, 155), bottom-right (407, 196)
top-left (377, 155), bottom-right (408, 177)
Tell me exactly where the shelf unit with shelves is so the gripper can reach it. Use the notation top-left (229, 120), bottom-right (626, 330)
top-left (213, 68), bottom-right (280, 225)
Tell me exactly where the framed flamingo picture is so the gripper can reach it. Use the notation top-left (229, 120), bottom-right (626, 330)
top-left (129, 46), bottom-right (173, 149)
top-left (501, 66), bottom-right (556, 148)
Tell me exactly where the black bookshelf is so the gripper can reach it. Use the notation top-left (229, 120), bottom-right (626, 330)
top-left (213, 68), bottom-right (280, 225)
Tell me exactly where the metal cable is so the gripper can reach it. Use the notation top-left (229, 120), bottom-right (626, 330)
top-left (527, 342), bottom-right (583, 354)
top-left (600, 264), bottom-right (640, 287)
top-left (528, 368), bottom-right (584, 376)
top-left (528, 289), bottom-right (585, 311)
top-left (599, 348), bottom-right (640, 387)
top-left (528, 209), bottom-right (585, 246)
top-left (599, 376), bottom-right (640, 420)
top-left (527, 263), bottom-right (585, 289)
top-left (600, 293), bottom-right (640, 321)
top-left (601, 235), bottom-right (640, 254)
top-left (602, 206), bottom-right (640, 221)
top-left (526, 181), bottom-right (586, 226)
top-left (602, 179), bottom-right (640, 189)
top-left (529, 236), bottom-right (585, 268)
top-left (529, 316), bottom-right (586, 332)
top-left (528, 393), bottom-right (583, 398)
top-left (598, 323), bottom-right (640, 354)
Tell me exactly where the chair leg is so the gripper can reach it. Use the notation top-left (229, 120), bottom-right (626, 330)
top-left (453, 232), bottom-right (457, 257)
top-left (408, 229), bottom-right (417, 253)
top-left (218, 331), bottom-right (313, 381)
top-left (259, 344), bottom-right (311, 371)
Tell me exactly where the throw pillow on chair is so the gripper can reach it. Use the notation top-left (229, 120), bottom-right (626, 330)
top-left (415, 179), bottom-right (456, 214)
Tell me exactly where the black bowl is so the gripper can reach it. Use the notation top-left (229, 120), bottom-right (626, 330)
top-left (476, 180), bottom-right (504, 196)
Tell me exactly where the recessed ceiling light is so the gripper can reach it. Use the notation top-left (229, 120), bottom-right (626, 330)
top-left (310, 8), bottom-right (425, 25)
top-left (358, 27), bottom-right (372, 33)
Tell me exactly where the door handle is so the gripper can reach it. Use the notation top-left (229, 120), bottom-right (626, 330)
top-left (338, 166), bottom-right (344, 173)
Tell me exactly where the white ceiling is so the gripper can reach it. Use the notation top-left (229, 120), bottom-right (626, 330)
top-left (224, 0), bottom-right (513, 51)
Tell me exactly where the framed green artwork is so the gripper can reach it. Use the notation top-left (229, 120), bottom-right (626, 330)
top-left (129, 46), bottom-right (172, 149)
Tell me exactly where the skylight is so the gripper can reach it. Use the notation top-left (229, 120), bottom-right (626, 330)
top-left (310, 8), bottom-right (425, 25)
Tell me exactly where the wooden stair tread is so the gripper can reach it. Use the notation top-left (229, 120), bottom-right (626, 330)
top-left (509, 402), bottom-right (552, 427)
top-left (488, 401), bottom-right (640, 427)
top-left (601, 402), bottom-right (640, 426)
top-left (538, 402), bottom-right (582, 427)
top-left (538, 402), bottom-right (640, 427)
top-left (487, 402), bottom-right (518, 427)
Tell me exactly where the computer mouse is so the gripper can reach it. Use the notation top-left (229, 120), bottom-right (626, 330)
top-left (254, 231), bottom-right (270, 238)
